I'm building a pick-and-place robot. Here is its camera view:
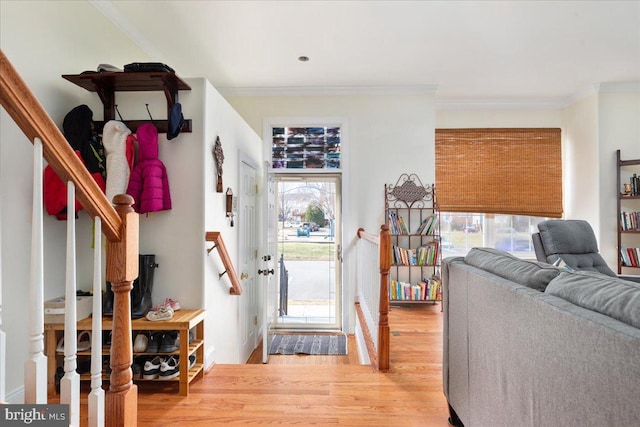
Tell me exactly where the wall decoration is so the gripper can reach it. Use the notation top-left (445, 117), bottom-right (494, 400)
top-left (213, 136), bottom-right (224, 192)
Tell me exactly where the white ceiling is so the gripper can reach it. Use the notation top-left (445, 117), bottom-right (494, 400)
top-left (94, 0), bottom-right (640, 105)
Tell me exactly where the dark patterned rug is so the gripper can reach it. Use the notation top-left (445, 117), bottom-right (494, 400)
top-left (268, 334), bottom-right (347, 355)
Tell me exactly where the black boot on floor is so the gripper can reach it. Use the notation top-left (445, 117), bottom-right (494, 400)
top-left (102, 281), bottom-right (114, 316)
top-left (131, 254), bottom-right (158, 319)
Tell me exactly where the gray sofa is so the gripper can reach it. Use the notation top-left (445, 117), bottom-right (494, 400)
top-left (442, 247), bottom-right (640, 427)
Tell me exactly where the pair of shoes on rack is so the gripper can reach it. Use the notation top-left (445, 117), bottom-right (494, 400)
top-left (56, 331), bottom-right (92, 353)
top-left (146, 306), bottom-right (173, 321)
top-left (142, 355), bottom-right (180, 380)
top-left (158, 356), bottom-right (180, 380)
top-left (145, 331), bottom-right (179, 353)
top-left (133, 332), bottom-right (149, 353)
top-left (143, 356), bottom-right (165, 379)
top-left (151, 298), bottom-right (181, 312)
top-left (146, 331), bottom-right (163, 353)
top-left (157, 354), bottom-right (194, 380)
top-left (160, 331), bottom-right (179, 353)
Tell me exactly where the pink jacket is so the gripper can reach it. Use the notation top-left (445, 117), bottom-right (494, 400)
top-left (126, 123), bottom-right (171, 213)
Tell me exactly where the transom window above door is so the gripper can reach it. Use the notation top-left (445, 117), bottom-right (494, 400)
top-left (271, 126), bottom-right (341, 170)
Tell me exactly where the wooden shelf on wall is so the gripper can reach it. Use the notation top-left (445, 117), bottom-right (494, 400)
top-left (62, 71), bottom-right (192, 134)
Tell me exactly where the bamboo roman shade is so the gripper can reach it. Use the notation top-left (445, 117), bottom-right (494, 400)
top-left (435, 128), bottom-right (563, 218)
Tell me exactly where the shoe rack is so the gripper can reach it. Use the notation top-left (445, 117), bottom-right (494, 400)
top-left (44, 308), bottom-right (206, 397)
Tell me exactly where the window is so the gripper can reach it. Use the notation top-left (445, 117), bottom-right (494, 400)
top-left (440, 213), bottom-right (549, 258)
top-left (436, 128), bottom-right (562, 258)
top-left (272, 127), bottom-right (341, 170)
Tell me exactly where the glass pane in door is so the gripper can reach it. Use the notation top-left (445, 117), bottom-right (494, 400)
top-left (274, 174), bottom-right (341, 330)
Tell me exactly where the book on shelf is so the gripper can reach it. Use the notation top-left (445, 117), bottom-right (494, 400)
top-left (388, 211), bottom-right (409, 235)
top-left (620, 211), bottom-right (640, 231)
top-left (392, 241), bottom-right (439, 266)
top-left (621, 247), bottom-right (640, 267)
top-left (631, 174), bottom-right (640, 196)
top-left (415, 214), bottom-right (436, 235)
top-left (389, 274), bottom-right (442, 301)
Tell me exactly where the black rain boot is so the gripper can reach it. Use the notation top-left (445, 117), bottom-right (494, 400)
top-left (131, 254), bottom-right (158, 319)
top-left (102, 281), bottom-right (114, 316)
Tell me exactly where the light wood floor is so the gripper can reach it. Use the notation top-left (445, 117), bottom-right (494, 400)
top-left (81, 303), bottom-right (449, 426)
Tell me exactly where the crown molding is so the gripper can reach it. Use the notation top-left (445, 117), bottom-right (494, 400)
top-left (598, 82), bottom-right (640, 93)
top-left (435, 97), bottom-right (567, 110)
top-left (218, 85), bottom-right (438, 97)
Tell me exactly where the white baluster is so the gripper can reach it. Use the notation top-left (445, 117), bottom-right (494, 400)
top-left (60, 181), bottom-right (79, 427)
top-left (24, 137), bottom-right (47, 403)
top-left (0, 179), bottom-right (5, 402)
top-left (88, 216), bottom-right (104, 427)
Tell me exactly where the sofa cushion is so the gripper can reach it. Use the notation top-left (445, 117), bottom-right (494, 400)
top-left (464, 247), bottom-right (560, 291)
top-left (545, 271), bottom-right (640, 329)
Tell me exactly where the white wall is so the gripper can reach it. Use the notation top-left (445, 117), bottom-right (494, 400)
top-left (563, 92), bottom-right (600, 230)
top-left (225, 93), bottom-right (435, 333)
top-left (202, 82), bottom-right (262, 364)
top-left (0, 0), bottom-right (152, 398)
top-left (597, 89), bottom-right (640, 269)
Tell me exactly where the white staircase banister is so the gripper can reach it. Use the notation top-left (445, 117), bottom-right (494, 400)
top-left (89, 216), bottom-right (105, 427)
top-left (24, 137), bottom-right (47, 403)
top-left (60, 181), bottom-right (80, 427)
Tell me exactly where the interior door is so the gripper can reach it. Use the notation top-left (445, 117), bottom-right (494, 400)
top-left (262, 164), bottom-right (277, 363)
top-left (239, 160), bottom-right (258, 363)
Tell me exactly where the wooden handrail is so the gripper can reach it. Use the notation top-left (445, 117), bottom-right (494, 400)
top-left (357, 227), bottom-right (380, 245)
top-left (205, 232), bottom-right (243, 295)
top-left (0, 49), bottom-right (121, 241)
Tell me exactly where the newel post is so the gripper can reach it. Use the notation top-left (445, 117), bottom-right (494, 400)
top-left (105, 195), bottom-right (138, 427)
top-left (378, 224), bottom-right (391, 371)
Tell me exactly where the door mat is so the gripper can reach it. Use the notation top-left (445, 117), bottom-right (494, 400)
top-left (268, 334), bottom-right (347, 355)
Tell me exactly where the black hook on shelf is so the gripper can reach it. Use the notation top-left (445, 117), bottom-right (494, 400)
top-left (115, 104), bottom-right (124, 121)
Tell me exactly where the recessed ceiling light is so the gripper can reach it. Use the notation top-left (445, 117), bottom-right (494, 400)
top-left (298, 56), bottom-right (309, 62)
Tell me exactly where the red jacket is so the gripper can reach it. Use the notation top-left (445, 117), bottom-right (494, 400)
top-left (44, 150), bottom-right (106, 220)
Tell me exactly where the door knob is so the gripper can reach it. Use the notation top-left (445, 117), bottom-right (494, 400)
top-left (258, 269), bottom-right (274, 276)
top-left (240, 272), bottom-right (248, 280)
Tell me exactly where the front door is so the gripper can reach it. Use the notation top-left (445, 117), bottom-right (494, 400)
top-left (271, 174), bottom-right (342, 330)
top-left (239, 159), bottom-right (259, 363)
top-left (262, 165), bottom-right (277, 363)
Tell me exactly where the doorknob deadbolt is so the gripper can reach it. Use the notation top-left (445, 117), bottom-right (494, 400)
top-left (258, 269), bottom-right (274, 276)
top-left (240, 272), bottom-right (248, 280)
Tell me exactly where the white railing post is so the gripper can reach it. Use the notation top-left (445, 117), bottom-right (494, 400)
top-left (24, 137), bottom-right (47, 403)
top-left (88, 216), bottom-right (104, 427)
top-left (0, 180), bottom-right (5, 402)
top-left (60, 181), bottom-right (80, 427)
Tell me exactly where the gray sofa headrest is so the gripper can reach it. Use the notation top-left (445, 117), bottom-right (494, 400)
top-left (546, 271), bottom-right (640, 329)
top-left (465, 247), bottom-right (560, 291)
